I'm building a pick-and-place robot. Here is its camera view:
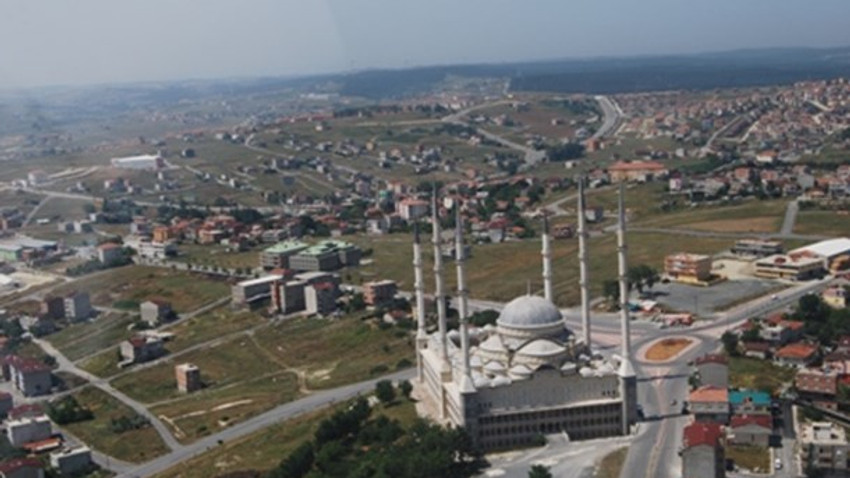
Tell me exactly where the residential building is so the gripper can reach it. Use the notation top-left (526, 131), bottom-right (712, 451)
top-left (49, 447), bottom-right (92, 477)
top-left (6, 415), bottom-right (52, 447)
top-left (152, 226), bottom-right (174, 243)
top-left (125, 237), bottom-right (178, 259)
top-left (63, 291), bottom-right (91, 322)
top-left (5, 356), bottom-right (52, 397)
top-left (175, 363), bottom-right (201, 393)
top-left (759, 316), bottom-right (804, 345)
top-left (823, 284), bottom-right (849, 309)
top-left (742, 341), bottom-right (771, 360)
top-left (694, 354), bottom-right (728, 389)
top-left (731, 239), bottom-right (783, 258)
top-left (688, 386), bottom-right (730, 423)
top-left (0, 458), bottom-right (44, 478)
top-left (110, 154), bottom-right (163, 170)
top-left (665, 253), bottom-right (712, 283)
top-left (801, 421), bottom-right (850, 473)
top-left (608, 160), bottom-right (668, 183)
top-left (775, 343), bottom-right (819, 368)
top-left (796, 368), bottom-right (839, 409)
top-left (363, 280), bottom-right (398, 306)
top-left (728, 390), bottom-right (771, 416)
top-left (396, 198), bottom-right (430, 220)
top-left (260, 241), bottom-right (309, 270)
top-left (728, 414), bottom-right (772, 447)
top-left (305, 282), bottom-right (339, 316)
top-left (120, 336), bottom-right (165, 364)
top-left (40, 296), bottom-right (65, 320)
top-left (754, 253), bottom-right (824, 281)
top-left (96, 243), bottom-right (123, 264)
top-left (681, 421), bottom-right (725, 478)
top-left (0, 392), bottom-right (12, 417)
top-left (139, 300), bottom-right (173, 327)
top-left (289, 241), bottom-right (361, 272)
top-left (8, 404), bottom-right (43, 421)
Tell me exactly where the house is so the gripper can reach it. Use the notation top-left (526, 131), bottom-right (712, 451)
top-left (728, 390), bottom-right (771, 416)
top-left (760, 316), bottom-right (804, 345)
top-left (50, 447), bottom-right (92, 477)
top-left (40, 296), bottom-right (65, 320)
top-left (363, 280), bottom-right (398, 306)
top-left (8, 404), bottom-right (43, 421)
top-left (796, 368), bottom-right (839, 409)
top-left (801, 421), bottom-right (850, 474)
top-left (6, 415), bottom-right (52, 447)
top-left (96, 242), bottom-right (123, 265)
top-left (175, 363), bottom-right (201, 393)
top-left (728, 414), bottom-right (772, 447)
top-left (608, 160), bottom-right (668, 183)
top-left (688, 386), bottom-right (729, 423)
top-left (754, 253), bottom-right (824, 281)
top-left (63, 291), bottom-right (91, 322)
top-left (0, 458), bottom-right (44, 478)
top-left (775, 342), bottom-right (819, 368)
top-left (694, 354), bottom-right (728, 389)
top-left (583, 205), bottom-right (604, 223)
top-left (0, 392), bottom-right (13, 417)
top-left (742, 341), bottom-right (771, 360)
top-left (4, 356), bottom-right (52, 397)
top-left (823, 284), bottom-right (849, 309)
top-left (681, 421), bottom-right (725, 478)
top-left (139, 300), bottom-right (173, 327)
top-left (120, 335), bottom-right (165, 364)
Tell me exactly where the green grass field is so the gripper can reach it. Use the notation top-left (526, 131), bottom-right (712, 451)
top-left (51, 266), bottom-right (230, 313)
top-left (153, 397), bottom-right (418, 478)
top-left (728, 356), bottom-right (796, 394)
top-left (62, 386), bottom-right (170, 463)
top-left (174, 244), bottom-right (259, 271)
top-left (793, 210), bottom-right (850, 237)
top-left (726, 445), bottom-right (770, 473)
top-left (48, 313), bottom-right (135, 361)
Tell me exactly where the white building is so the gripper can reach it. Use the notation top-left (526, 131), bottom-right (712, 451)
top-left (110, 154), bottom-right (163, 170)
top-left (6, 415), bottom-right (52, 447)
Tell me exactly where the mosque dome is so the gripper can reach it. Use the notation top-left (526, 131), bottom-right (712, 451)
top-left (497, 295), bottom-right (562, 329)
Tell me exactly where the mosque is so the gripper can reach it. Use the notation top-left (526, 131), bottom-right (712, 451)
top-left (412, 182), bottom-right (637, 450)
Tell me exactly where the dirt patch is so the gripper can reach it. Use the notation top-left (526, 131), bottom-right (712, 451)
top-left (645, 338), bottom-right (693, 362)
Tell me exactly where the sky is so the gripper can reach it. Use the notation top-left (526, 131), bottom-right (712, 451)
top-left (1, 0), bottom-right (849, 89)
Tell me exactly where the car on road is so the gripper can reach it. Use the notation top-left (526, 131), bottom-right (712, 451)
top-left (774, 458), bottom-right (782, 470)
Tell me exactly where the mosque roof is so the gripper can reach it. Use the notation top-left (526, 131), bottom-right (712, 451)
top-left (497, 295), bottom-right (562, 329)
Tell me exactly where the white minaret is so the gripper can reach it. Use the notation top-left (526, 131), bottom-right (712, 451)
top-left (577, 178), bottom-right (592, 346)
top-left (617, 183), bottom-right (631, 358)
top-left (541, 215), bottom-right (554, 303)
top-left (432, 191), bottom-right (450, 367)
top-left (413, 222), bottom-right (428, 382)
top-left (616, 182), bottom-right (637, 436)
top-left (455, 204), bottom-right (475, 393)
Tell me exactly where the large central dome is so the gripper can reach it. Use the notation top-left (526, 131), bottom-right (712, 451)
top-left (497, 295), bottom-right (562, 328)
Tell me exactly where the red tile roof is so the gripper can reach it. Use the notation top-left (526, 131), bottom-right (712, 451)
top-left (689, 385), bottom-right (729, 403)
top-left (0, 458), bottom-right (42, 473)
top-left (730, 414), bottom-right (772, 430)
top-left (776, 343), bottom-right (818, 360)
top-left (8, 404), bottom-right (43, 420)
top-left (608, 160), bottom-right (667, 172)
top-left (683, 422), bottom-right (724, 449)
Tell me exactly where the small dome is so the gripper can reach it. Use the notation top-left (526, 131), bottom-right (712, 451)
top-left (491, 376), bottom-right (512, 387)
top-left (509, 364), bottom-right (533, 377)
top-left (497, 295), bottom-right (562, 329)
top-left (479, 334), bottom-right (506, 353)
top-left (516, 339), bottom-right (567, 358)
top-left (484, 360), bottom-right (506, 373)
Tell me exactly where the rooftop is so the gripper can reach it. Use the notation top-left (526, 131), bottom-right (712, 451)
top-left (263, 241), bottom-right (310, 254)
top-left (730, 414), bottom-right (772, 429)
top-left (792, 237), bottom-right (850, 259)
top-left (776, 343), bottom-right (818, 360)
top-left (729, 390), bottom-right (771, 406)
top-left (689, 385), bottom-right (728, 403)
top-left (683, 422), bottom-right (723, 449)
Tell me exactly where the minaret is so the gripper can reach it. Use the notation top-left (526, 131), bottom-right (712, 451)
top-left (616, 182), bottom-right (637, 436)
top-left (577, 178), bottom-right (591, 346)
top-left (617, 183), bottom-right (631, 358)
top-left (455, 204), bottom-right (475, 393)
top-left (413, 222), bottom-right (428, 382)
top-left (431, 191), bottom-right (450, 368)
top-left (541, 215), bottom-right (554, 303)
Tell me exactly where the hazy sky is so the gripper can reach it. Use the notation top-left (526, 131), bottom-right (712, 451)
top-left (1, 0), bottom-right (849, 88)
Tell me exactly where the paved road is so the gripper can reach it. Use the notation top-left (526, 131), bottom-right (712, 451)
top-left (591, 96), bottom-right (623, 140)
top-left (118, 368), bottom-right (415, 478)
top-left (780, 200), bottom-right (799, 236)
top-left (630, 226), bottom-right (828, 242)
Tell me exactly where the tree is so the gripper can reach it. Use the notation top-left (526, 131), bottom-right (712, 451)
top-left (721, 331), bottom-right (739, 357)
top-left (399, 380), bottom-right (413, 399)
top-left (528, 465), bottom-right (553, 478)
top-left (375, 380), bottom-right (396, 405)
top-left (603, 280), bottom-right (620, 303)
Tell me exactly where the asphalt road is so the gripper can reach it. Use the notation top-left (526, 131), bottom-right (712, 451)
top-left (780, 200), bottom-right (799, 236)
top-left (591, 96), bottom-right (623, 140)
top-left (117, 369), bottom-right (415, 478)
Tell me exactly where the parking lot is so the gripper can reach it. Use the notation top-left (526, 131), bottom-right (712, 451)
top-left (649, 278), bottom-right (784, 317)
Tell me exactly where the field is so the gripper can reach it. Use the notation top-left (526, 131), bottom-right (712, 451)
top-left (153, 398), bottom-right (418, 478)
top-left (728, 356), bottom-right (796, 394)
top-left (50, 266), bottom-right (230, 313)
top-left (164, 309), bottom-right (265, 354)
top-left (47, 312), bottom-right (135, 361)
top-left (173, 244), bottom-right (259, 271)
top-left (633, 198), bottom-right (788, 232)
top-left (644, 338), bottom-right (693, 362)
top-left (61, 386), bottom-right (170, 463)
top-left (726, 445), bottom-right (770, 473)
top-left (793, 210), bottom-right (850, 237)
top-left (346, 231), bottom-right (733, 307)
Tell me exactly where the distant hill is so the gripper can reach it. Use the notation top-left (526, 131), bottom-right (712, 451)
top-left (333, 46), bottom-right (850, 98)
